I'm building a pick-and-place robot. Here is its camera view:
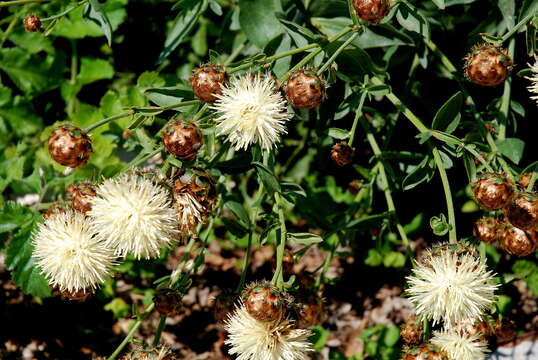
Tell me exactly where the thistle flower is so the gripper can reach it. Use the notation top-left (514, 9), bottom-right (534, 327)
top-left (406, 245), bottom-right (498, 327)
top-left (225, 302), bottom-right (313, 360)
top-left (174, 192), bottom-right (203, 237)
top-left (431, 329), bottom-right (489, 360)
top-left (211, 73), bottom-right (290, 151)
top-left (32, 210), bottom-right (115, 293)
top-left (89, 174), bottom-right (180, 259)
top-left (525, 59), bottom-right (538, 105)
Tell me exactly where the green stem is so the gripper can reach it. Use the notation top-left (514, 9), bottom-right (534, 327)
top-left (431, 146), bottom-right (457, 243)
top-left (170, 236), bottom-right (197, 286)
top-left (106, 303), bottom-right (155, 360)
top-left (224, 40), bottom-right (247, 66)
top-left (498, 38), bottom-right (514, 140)
top-left (348, 90), bottom-right (367, 146)
top-left (131, 100), bottom-right (201, 112)
top-left (0, 0), bottom-right (48, 7)
top-left (317, 31), bottom-right (360, 74)
top-left (370, 76), bottom-right (457, 242)
top-left (271, 192), bottom-right (287, 288)
top-left (152, 316), bottom-right (166, 346)
top-left (41, 1), bottom-right (86, 21)
top-left (358, 113), bottom-right (410, 247)
top-left (84, 111), bottom-right (134, 133)
top-left (124, 146), bottom-right (163, 171)
top-left (501, 13), bottom-right (536, 43)
top-left (0, 4), bottom-right (27, 48)
top-left (237, 232), bottom-right (252, 292)
top-left (316, 244), bottom-right (335, 287)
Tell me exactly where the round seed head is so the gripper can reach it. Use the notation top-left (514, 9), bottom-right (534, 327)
top-left (472, 172), bottom-right (514, 211)
top-left (285, 68), bottom-right (325, 109)
top-left (190, 64), bottom-right (228, 103)
top-left (48, 125), bottom-right (93, 168)
top-left (464, 43), bottom-right (512, 87)
top-left (351, 0), bottom-right (391, 23)
top-left (162, 119), bottom-right (203, 161)
top-left (331, 142), bottom-right (354, 166)
top-left (23, 14), bottom-right (41, 32)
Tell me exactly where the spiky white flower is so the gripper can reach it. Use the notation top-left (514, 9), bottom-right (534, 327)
top-left (525, 59), bottom-right (538, 105)
top-left (174, 192), bottom-right (203, 237)
top-left (406, 246), bottom-right (498, 327)
top-left (32, 210), bottom-right (115, 293)
top-left (89, 174), bottom-right (180, 259)
top-left (225, 302), bottom-right (313, 360)
top-left (211, 73), bottom-right (290, 151)
top-left (431, 329), bottom-right (489, 360)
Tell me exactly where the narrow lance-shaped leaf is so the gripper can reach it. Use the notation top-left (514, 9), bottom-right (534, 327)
top-left (84, 0), bottom-right (113, 46)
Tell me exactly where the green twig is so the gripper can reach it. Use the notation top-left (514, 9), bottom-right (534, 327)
top-left (106, 303), bottom-right (155, 360)
top-left (41, 1), bottom-right (86, 21)
top-left (84, 111), bottom-right (134, 133)
top-left (152, 316), bottom-right (166, 346)
top-left (501, 13), bottom-right (536, 43)
top-left (271, 192), bottom-right (287, 287)
top-left (348, 90), bottom-right (367, 146)
top-left (431, 147), bottom-right (457, 243)
top-left (317, 31), bottom-right (360, 74)
top-left (498, 39), bottom-right (515, 140)
top-left (0, 0), bottom-right (48, 7)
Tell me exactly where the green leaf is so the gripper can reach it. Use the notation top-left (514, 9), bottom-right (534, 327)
top-left (0, 98), bottom-right (44, 137)
top-left (5, 217), bottom-right (52, 298)
top-left (346, 212), bottom-right (391, 229)
top-left (238, 0), bottom-right (285, 48)
top-left (366, 84), bottom-right (391, 96)
top-left (383, 252), bottom-right (406, 268)
top-left (497, 0), bottom-right (515, 30)
top-left (495, 138), bottom-right (525, 164)
top-left (225, 201), bottom-right (251, 226)
top-left (84, 0), bottom-right (114, 46)
top-left (222, 217), bottom-right (249, 238)
top-left (365, 249), bottom-right (383, 266)
top-left (396, 3), bottom-right (430, 39)
top-left (0, 201), bottom-right (34, 233)
top-left (157, 0), bottom-right (206, 64)
top-left (402, 155), bottom-right (435, 190)
top-left (383, 326), bottom-right (400, 347)
top-left (431, 0), bottom-right (446, 9)
top-left (512, 260), bottom-right (537, 276)
top-left (328, 128), bottom-right (350, 140)
top-left (526, 272), bottom-right (538, 296)
top-left (432, 92), bottom-right (463, 133)
top-left (519, 0), bottom-right (538, 22)
top-left (104, 297), bottom-right (130, 318)
top-left (77, 57), bottom-right (114, 85)
top-left (310, 326), bottom-right (331, 351)
top-left (430, 214), bottom-right (451, 236)
top-left (287, 232), bottom-right (323, 245)
top-left (252, 161), bottom-right (281, 196)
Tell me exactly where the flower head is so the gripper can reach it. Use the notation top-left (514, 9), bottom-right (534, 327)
top-left (174, 192), bottom-right (203, 237)
top-left (406, 244), bottom-right (498, 327)
top-left (225, 302), bottom-right (313, 360)
top-left (525, 59), bottom-right (538, 105)
top-left (89, 174), bottom-right (180, 259)
top-left (431, 329), bottom-right (489, 360)
top-left (211, 73), bottom-right (290, 151)
top-left (32, 210), bottom-right (115, 293)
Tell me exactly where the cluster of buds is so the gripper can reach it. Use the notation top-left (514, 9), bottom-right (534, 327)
top-left (472, 172), bottom-right (538, 256)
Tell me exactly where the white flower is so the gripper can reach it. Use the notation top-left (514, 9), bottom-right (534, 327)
top-left (525, 59), bottom-right (538, 104)
top-left (89, 174), bottom-right (180, 259)
top-left (406, 246), bottom-right (498, 327)
top-left (32, 210), bottom-right (115, 293)
top-left (431, 329), bottom-right (489, 360)
top-left (225, 302), bottom-right (313, 360)
top-left (211, 73), bottom-right (290, 151)
top-left (174, 192), bottom-right (203, 237)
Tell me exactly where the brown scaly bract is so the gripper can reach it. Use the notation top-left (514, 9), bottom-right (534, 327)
top-left (48, 125), bottom-right (93, 168)
top-left (331, 142), bottom-right (354, 166)
top-left (352, 0), bottom-right (391, 23)
top-left (464, 43), bottom-right (512, 87)
top-left (285, 69), bottom-right (326, 109)
top-left (67, 181), bottom-right (97, 214)
top-left (243, 281), bottom-right (285, 322)
top-left (190, 64), bottom-right (228, 103)
top-left (498, 223), bottom-right (537, 257)
top-left (473, 217), bottom-right (501, 244)
top-left (472, 172), bottom-right (514, 211)
top-left (504, 191), bottom-right (538, 231)
top-left (153, 289), bottom-right (183, 317)
top-left (23, 14), bottom-right (41, 32)
top-left (162, 119), bottom-right (203, 161)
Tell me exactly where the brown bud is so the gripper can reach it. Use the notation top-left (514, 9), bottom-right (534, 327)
top-left (473, 217), bottom-right (501, 244)
top-left (519, 173), bottom-right (537, 191)
top-left (43, 201), bottom-right (70, 219)
top-left (401, 345), bottom-right (449, 360)
top-left (211, 291), bottom-right (237, 323)
top-left (348, 180), bottom-right (362, 194)
top-left (23, 14), bottom-right (41, 32)
top-left (472, 172), bottom-right (514, 211)
top-left (153, 289), bottom-right (183, 317)
top-left (294, 295), bottom-right (325, 329)
top-left (494, 318), bottom-right (516, 343)
top-left (67, 181), bottom-right (96, 214)
top-left (173, 169), bottom-right (217, 218)
top-left (456, 318), bottom-right (493, 342)
top-left (331, 142), bottom-right (354, 166)
top-left (162, 119), bottom-right (203, 160)
top-left (243, 281), bottom-right (284, 322)
top-left (400, 316), bottom-right (424, 344)
top-left (499, 224), bottom-right (537, 257)
top-left (464, 43), bottom-right (512, 87)
top-left (48, 125), bottom-right (93, 168)
top-left (504, 192), bottom-right (538, 231)
top-left (285, 69), bottom-right (325, 109)
top-left (352, 0), bottom-right (391, 23)
top-left (60, 288), bottom-right (93, 302)
top-left (190, 64), bottom-right (227, 103)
